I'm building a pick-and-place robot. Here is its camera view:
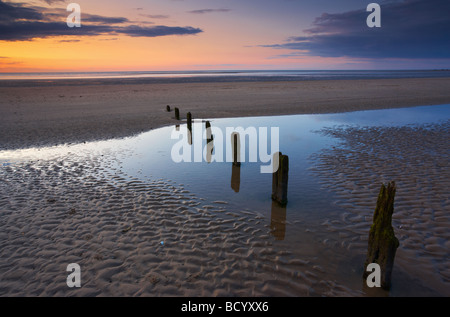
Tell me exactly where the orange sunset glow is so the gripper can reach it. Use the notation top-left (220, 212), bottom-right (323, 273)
top-left (1, 0), bottom-right (449, 72)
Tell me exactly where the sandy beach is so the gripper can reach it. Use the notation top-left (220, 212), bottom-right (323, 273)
top-left (1, 77), bottom-right (450, 150)
top-left (310, 122), bottom-right (450, 296)
top-left (0, 77), bottom-right (449, 297)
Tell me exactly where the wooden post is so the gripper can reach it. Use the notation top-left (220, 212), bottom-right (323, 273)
top-left (166, 105), bottom-right (171, 112)
top-left (363, 181), bottom-right (399, 290)
top-left (187, 112), bottom-right (192, 130)
top-left (271, 152), bottom-right (289, 206)
top-left (174, 107), bottom-right (180, 120)
top-left (186, 112), bottom-right (192, 145)
top-left (231, 133), bottom-right (241, 167)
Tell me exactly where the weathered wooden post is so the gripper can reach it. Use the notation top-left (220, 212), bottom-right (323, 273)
top-left (166, 105), bottom-right (171, 112)
top-left (363, 181), bottom-right (399, 290)
top-left (271, 152), bottom-right (289, 206)
top-left (174, 107), bottom-right (180, 120)
top-left (231, 133), bottom-right (241, 167)
top-left (186, 112), bottom-right (193, 145)
top-left (187, 112), bottom-right (192, 131)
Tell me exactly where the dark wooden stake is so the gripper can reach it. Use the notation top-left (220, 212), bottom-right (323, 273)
top-left (271, 152), bottom-right (289, 206)
top-left (166, 105), bottom-right (171, 112)
top-left (174, 107), bottom-right (180, 120)
top-left (232, 133), bottom-right (241, 167)
top-left (187, 112), bottom-right (192, 131)
top-left (363, 181), bottom-right (399, 290)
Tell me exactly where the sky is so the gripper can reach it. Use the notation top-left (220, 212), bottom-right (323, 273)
top-left (0, 0), bottom-right (449, 72)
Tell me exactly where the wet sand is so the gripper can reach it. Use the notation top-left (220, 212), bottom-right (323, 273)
top-left (1, 77), bottom-right (450, 150)
top-left (0, 142), bottom-right (361, 297)
top-left (310, 122), bottom-right (450, 296)
top-left (0, 78), bottom-right (449, 296)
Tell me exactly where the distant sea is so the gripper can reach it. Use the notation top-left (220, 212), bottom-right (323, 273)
top-left (0, 70), bottom-right (449, 86)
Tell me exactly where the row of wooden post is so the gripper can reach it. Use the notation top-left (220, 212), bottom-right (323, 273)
top-left (165, 104), bottom-right (399, 290)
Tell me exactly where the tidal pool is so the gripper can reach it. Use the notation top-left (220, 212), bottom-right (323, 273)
top-left (1, 104), bottom-right (449, 296)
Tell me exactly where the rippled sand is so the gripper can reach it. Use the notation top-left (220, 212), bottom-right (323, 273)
top-left (0, 146), bottom-right (360, 297)
top-left (310, 121), bottom-right (450, 296)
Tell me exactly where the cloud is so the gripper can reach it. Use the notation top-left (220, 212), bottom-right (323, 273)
top-left (40, 0), bottom-right (67, 4)
top-left (0, 1), bottom-right (202, 41)
top-left (139, 14), bottom-right (170, 19)
top-left (115, 25), bottom-right (202, 37)
top-left (0, 1), bottom-right (44, 22)
top-left (264, 0), bottom-right (450, 59)
top-left (58, 39), bottom-right (80, 43)
top-left (187, 9), bottom-right (231, 14)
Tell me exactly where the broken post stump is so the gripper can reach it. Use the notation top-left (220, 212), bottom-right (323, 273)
top-left (271, 152), bottom-right (289, 206)
top-left (187, 112), bottom-right (193, 145)
top-left (187, 112), bottom-right (192, 130)
top-left (363, 181), bottom-right (399, 290)
top-left (174, 107), bottom-right (180, 120)
top-left (166, 105), bottom-right (171, 112)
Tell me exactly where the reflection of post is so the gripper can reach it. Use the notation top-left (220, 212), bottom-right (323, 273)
top-left (187, 126), bottom-right (192, 146)
top-left (175, 125), bottom-right (180, 131)
top-left (270, 201), bottom-right (286, 240)
top-left (231, 132), bottom-right (241, 167)
top-left (205, 120), bottom-right (214, 163)
top-left (206, 139), bottom-right (214, 163)
top-left (231, 164), bottom-right (241, 193)
top-left (272, 152), bottom-right (289, 205)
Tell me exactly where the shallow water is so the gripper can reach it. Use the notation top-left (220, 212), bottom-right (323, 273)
top-left (1, 104), bottom-right (449, 296)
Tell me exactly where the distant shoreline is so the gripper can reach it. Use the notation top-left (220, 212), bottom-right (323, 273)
top-left (1, 77), bottom-right (450, 150)
top-left (1, 69), bottom-right (450, 87)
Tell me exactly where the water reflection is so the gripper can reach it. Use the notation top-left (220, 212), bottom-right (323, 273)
top-left (231, 164), bottom-right (241, 193)
top-left (270, 201), bottom-right (287, 240)
top-left (205, 121), bottom-right (214, 164)
top-left (231, 132), bottom-right (241, 167)
top-left (205, 139), bottom-right (214, 164)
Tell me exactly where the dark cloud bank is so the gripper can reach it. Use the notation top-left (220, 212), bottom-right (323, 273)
top-left (0, 1), bottom-right (202, 41)
top-left (265, 0), bottom-right (450, 59)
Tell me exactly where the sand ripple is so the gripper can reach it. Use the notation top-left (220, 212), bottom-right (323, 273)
top-left (0, 147), bottom-right (358, 296)
top-left (310, 121), bottom-right (450, 295)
